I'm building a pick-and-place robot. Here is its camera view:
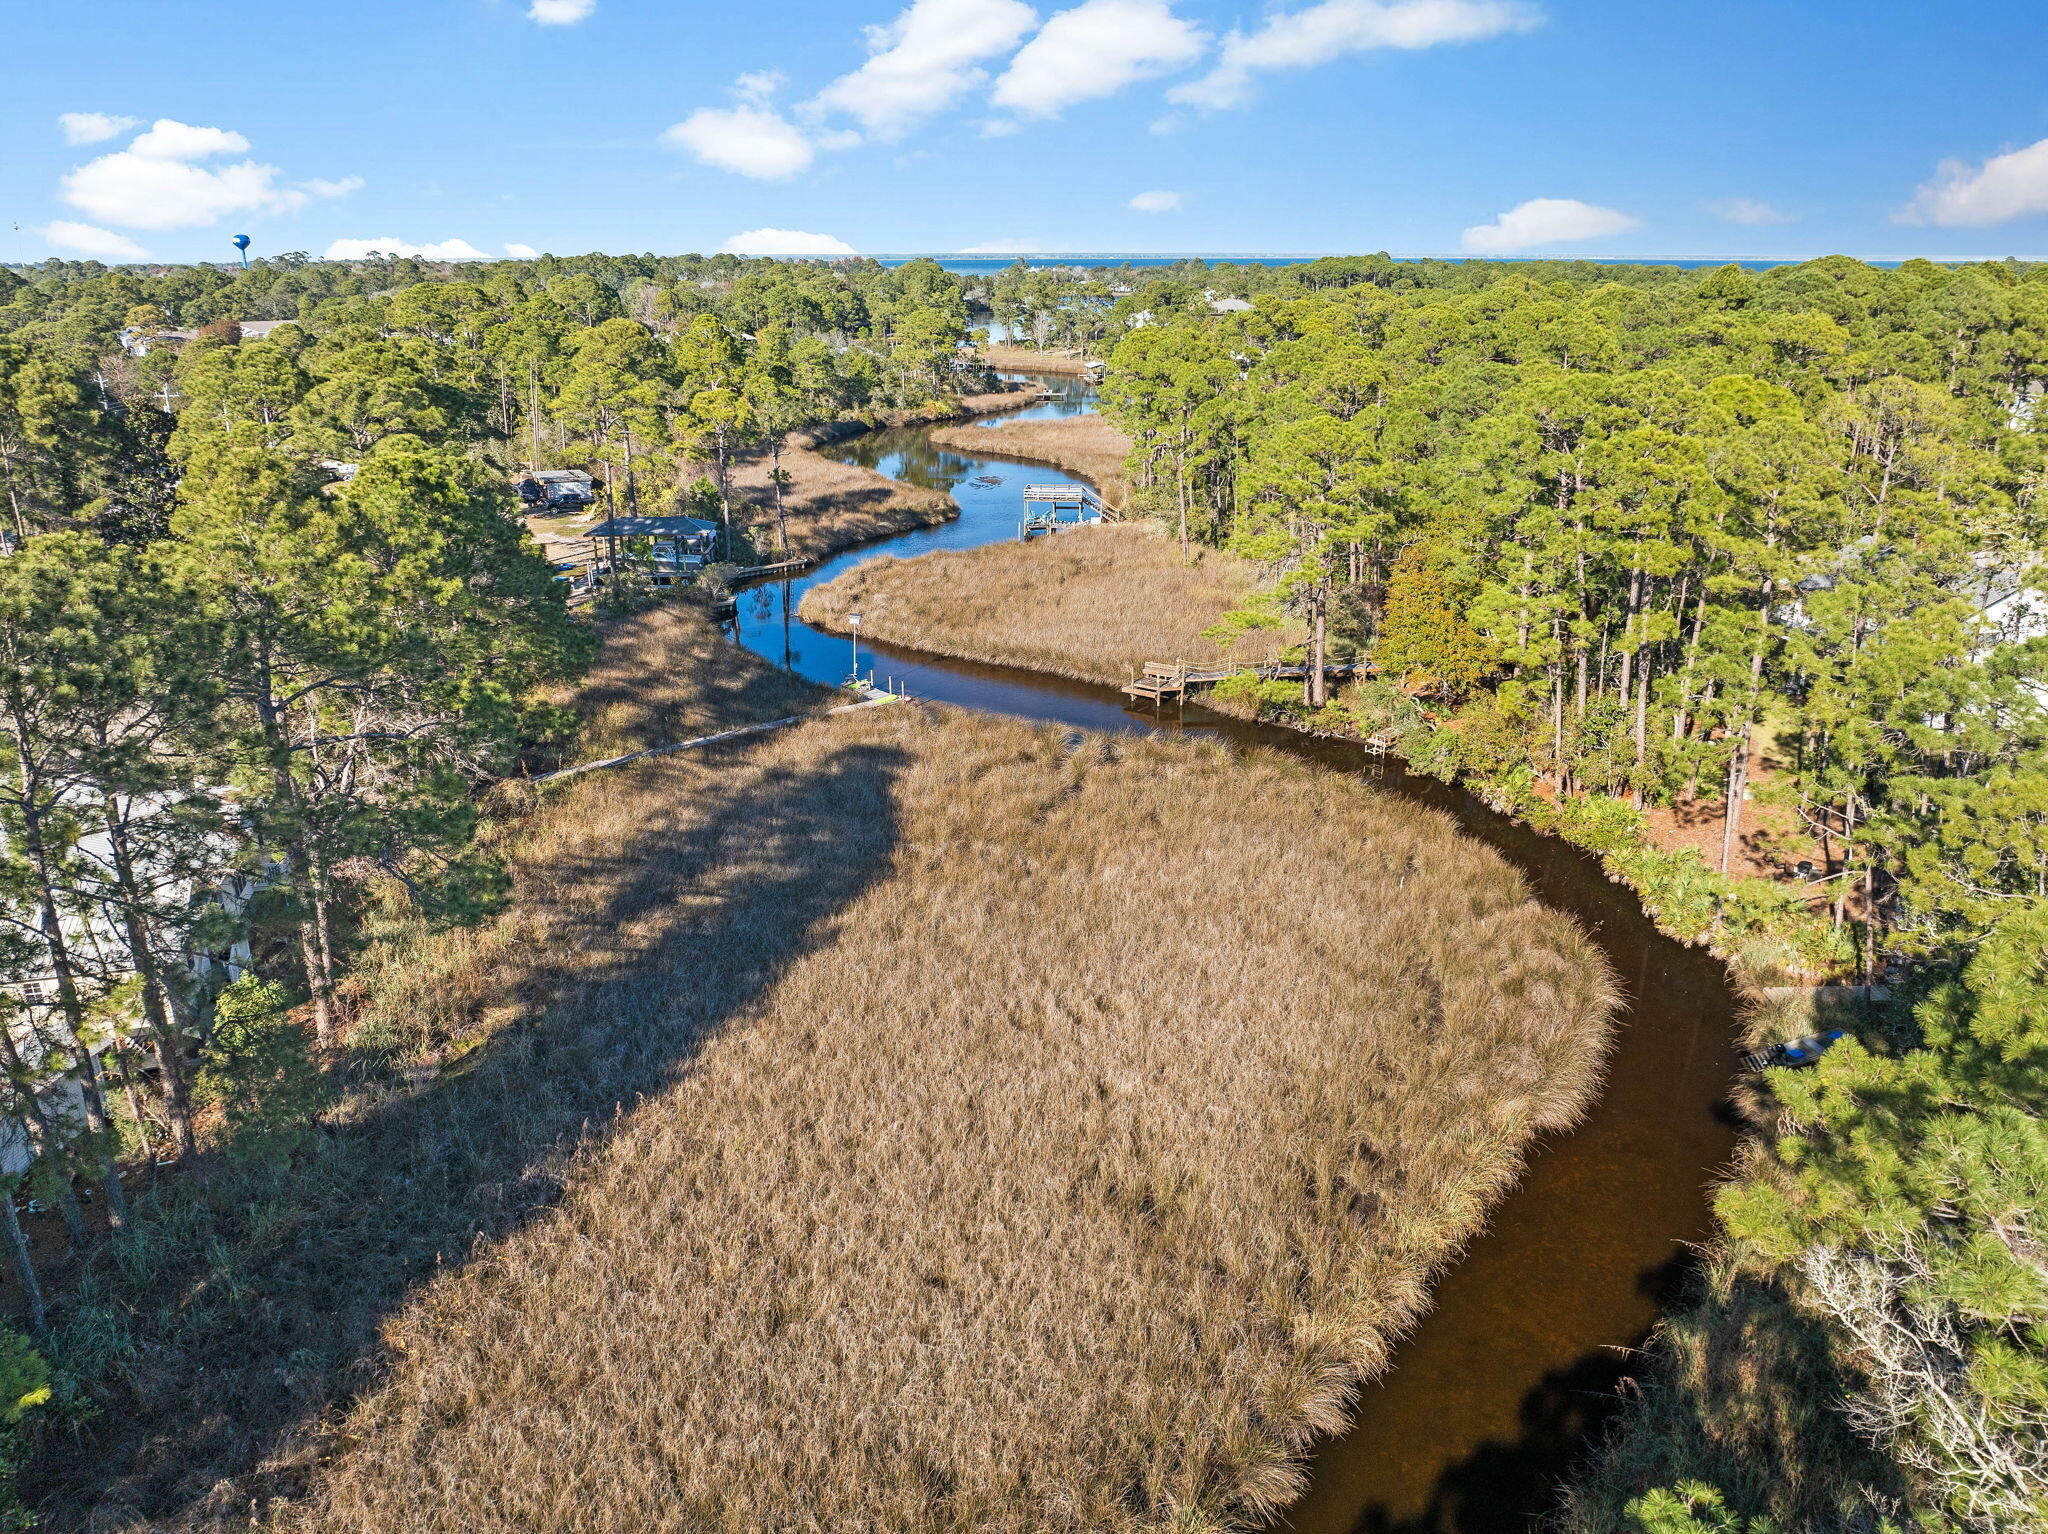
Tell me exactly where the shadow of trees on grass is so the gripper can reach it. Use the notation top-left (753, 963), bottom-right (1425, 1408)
top-left (40, 739), bottom-right (906, 1531)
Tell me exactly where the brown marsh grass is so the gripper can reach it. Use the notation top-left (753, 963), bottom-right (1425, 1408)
top-left (558, 600), bottom-right (829, 763)
top-left (928, 413), bottom-right (1133, 498)
top-left (722, 437), bottom-right (952, 564)
top-left (277, 618), bottom-right (1613, 1532)
top-left (800, 522), bottom-right (1305, 686)
top-left (49, 606), bottom-right (1613, 1533)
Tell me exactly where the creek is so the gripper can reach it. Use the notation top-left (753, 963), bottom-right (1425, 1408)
top-left (725, 372), bottom-right (1742, 1534)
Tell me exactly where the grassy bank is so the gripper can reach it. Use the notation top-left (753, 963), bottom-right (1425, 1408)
top-left (928, 413), bottom-right (1134, 499)
top-left (1555, 1218), bottom-right (1906, 1531)
top-left (42, 599), bottom-right (1617, 1532)
top-left (800, 523), bottom-right (1301, 684)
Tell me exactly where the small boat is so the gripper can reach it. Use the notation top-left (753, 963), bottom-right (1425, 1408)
top-left (1741, 1029), bottom-right (1848, 1072)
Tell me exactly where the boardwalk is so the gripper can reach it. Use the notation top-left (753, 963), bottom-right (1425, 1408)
top-left (531, 689), bottom-right (903, 785)
top-left (1120, 659), bottom-right (1371, 706)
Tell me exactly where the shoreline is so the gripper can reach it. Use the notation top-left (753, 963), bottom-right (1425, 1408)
top-left (797, 518), bottom-right (1829, 1001)
top-left (776, 451), bottom-right (1748, 1534)
top-left (975, 342), bottom-right (1099, 375)
top-left (799, 523), bottom-right (1295, 686)
top-left (714, 382), bottom-right (1057, 565)
top-left (925, 414), bottom-right (1132, 503)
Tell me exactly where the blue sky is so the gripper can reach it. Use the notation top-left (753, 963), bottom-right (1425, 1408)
top-left (6, 0), bottom-right (2047, 265)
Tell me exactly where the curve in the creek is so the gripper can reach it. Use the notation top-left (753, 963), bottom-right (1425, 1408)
top-left (723, 372), bottom-right (1742, 1534)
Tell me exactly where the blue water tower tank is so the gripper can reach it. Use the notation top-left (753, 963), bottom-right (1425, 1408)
top-left (231, 234), bottom-right (251, 268)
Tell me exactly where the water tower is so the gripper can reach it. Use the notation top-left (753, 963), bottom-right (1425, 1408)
top-left (231, 234), bottom-right (251, 269)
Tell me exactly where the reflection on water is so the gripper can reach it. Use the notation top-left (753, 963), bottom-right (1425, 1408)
top-left (730, 374), bottom-right (1157, 731)
top-left (966, 370), bottom-right (1097, 423)
top-left (723, 372), bottom-right (1740, 1534)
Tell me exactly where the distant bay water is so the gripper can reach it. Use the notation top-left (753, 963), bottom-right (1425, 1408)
top-left (876, 253), bottom-right (1948, 275)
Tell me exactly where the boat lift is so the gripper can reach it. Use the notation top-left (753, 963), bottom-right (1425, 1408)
top-left (1018, 483), bottom-right (1115, 539)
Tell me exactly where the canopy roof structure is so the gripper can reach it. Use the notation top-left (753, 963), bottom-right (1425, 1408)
top-left (586, 516), bottom-right (719, 540)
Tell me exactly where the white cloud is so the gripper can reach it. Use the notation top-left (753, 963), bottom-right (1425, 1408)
top-left (808, 0), bottom-right (1039, 139)
top-left (57, 112), bottom-right (139, 146)
top-left (991, 0), bottom-right (1207, 118)
top-left (38, 221), bottom-right (149, 260)
top-left (58, 118), bottom-right (356, 231)
top-left (663, 104), bottom-right (815, 179)
top-left (323, 237), bottom-right (492, 260)
top-left (1460, 198), bottom-right (1638, 253)
top-left (1129, 188), bottom-right (1181, 212)
top-left (1171, 0), bottom-right (1540, 110)
top-left (958, 239), bottom-right (1045, 252)
top-left (528, 0), bottom-right (595, 23)
top-left (505, 242), bottom-right (540, 258)
top-left (127, 120), bottom-right (249, 159)
top-left (718, 227), bottom-right (859, 256)
top-left (1710, 197), bottom-right (1792, 226)
top-left (734, 70), bottom-right (785, 102)
top-left (1900, 137), bottom-right (2048, 228)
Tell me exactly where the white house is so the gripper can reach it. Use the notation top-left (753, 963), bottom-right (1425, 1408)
top-left (118, 318), bottom-right (295, 357)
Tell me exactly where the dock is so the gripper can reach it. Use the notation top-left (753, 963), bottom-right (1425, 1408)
top-left (1019, 483), bottom-right (1118, 539)
top-left (1120, 658), bottom-right (1372, 707)
top-left (737, 557), bottom-right (812, 579)
top-left (1122, 662), bottom-right (1191, 705)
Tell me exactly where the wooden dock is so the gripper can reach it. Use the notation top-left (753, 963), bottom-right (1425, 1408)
top-left (1121, 658), bottom-right (1373, 708)
top-left (1122, 663), bottom-right (1190, 705)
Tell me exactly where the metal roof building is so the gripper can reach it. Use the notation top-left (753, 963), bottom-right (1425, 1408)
top-left (586, 515), bottom-right (720, 542)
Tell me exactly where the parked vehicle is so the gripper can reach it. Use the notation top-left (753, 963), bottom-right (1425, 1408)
top-left (521, 469), bottom-right (597, 512)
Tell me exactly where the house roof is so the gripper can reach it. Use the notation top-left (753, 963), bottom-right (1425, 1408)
top-left (587, 516), bottom-right (720, 539)
top-left (132, 319), bottom-right (294, 343)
